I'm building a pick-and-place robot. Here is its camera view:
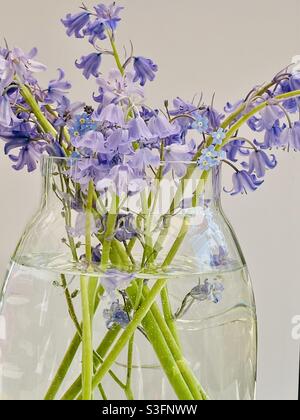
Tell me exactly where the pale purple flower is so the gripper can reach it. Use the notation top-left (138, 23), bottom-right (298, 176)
top-left (67, 211), bottom-right (99, 238)
top-left (223, 139), bottom-right (250, 162)
top-left (280, 123), bottom-right (300, 151)
top-left (76, 53), bottom-right (102, 80)
top-left (98, 103), bottom-right (124, 125)
top-left (133, 57), bottom-right (158, 86)
top-left (210, 246), bottom-right (229, 268)
top-left (71, 130), bottom-right (105, 155)
top-left (70, 158), bottom-right (106, 189)
top-left (0, 95), bottom-right (18, 127)
top-left (202, 107), bottom-right (225, 131)
top-left (115, 214), bottom-right (138, 242)
top-left (95, 70), bottom-right (145, 108)
top-left (225, 170), bottom-right (264, 195)
top-left (61, 11), bottom-right (91, 38)
top-left (101, 269), bottom-right (134, 298)
top-left (254, 120), bottom-right (283, 149)
top-left (0, 47), bottom-right (46, 93)
top-left (103, 301), bottom-right (130, 330)
top-left (148, 114), bottom-right (179, 139)
top-left (106, 128), bottom-right (132, 155)
top-left (129, 147), bottom-right (160, 172)
top-left (259, 105), bottom-right (283, 130)
top-left (224, 99), bottom-right (244, 113)
top-left (164, 141), bottom-right (195, 177)
top-left (96, 164), bottom-right (146, 196)
top-left (94, 3), bottom-right (124, 31)
top-left (246, 150), bottom-right (277, 178)
top-left (45, 69), bottom-right (71, 104)
top-left (127, 116), bottom-right (153, 142)
top-left (83, 19), bottom-right (107, 44)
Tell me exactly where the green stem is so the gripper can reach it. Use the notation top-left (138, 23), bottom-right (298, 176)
top-left (101, 195), bottom-right (120, 270)
top-left (125, 335), bottom-right (135, 400)
top-left (80, 275), bottom-right (93, 400)
top-left (109, 33), bottom-right (125, 76)
top-left (19, 84), bottom-right (57, 136)
top-left (85, 181), bottom-right (94, 265)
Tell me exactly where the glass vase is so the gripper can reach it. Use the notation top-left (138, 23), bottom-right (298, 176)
top-left (0, 156), bottom-right (257, 401)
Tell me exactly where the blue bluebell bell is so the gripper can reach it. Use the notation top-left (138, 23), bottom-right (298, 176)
top-left (83, 20), bottom-right (107, 44)
top-left (246, 150), bottom-right (277, 178)
top-left (62, 12), bottom-right (91, 38)
top-left (223, 139), bottom-right (250, 162)
top-left (133, 57), bottom-right (158, 86)
top-left (225, 170), bottom-right (264, 195)
top-left (94, 3), bottom-right (124, 31)
top-left (75, 53), bottom-right (102, 80)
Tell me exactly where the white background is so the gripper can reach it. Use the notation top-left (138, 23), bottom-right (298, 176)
top-left (0, 0), bottom-right (300, 400)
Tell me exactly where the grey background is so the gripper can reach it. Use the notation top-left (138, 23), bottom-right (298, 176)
top-left (0, 0), bottom-right (300, 400)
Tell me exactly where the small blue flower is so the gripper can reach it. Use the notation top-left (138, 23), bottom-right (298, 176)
top-left (197, 146), bottom-right (225, 171)
top-left (212, 128), bottom-right (226, 145)
top-left (69, 113), bottom-right (97, 139)
top-left (103, 301), bottom-right (130, 330)
top-left (192, 116), bottom-right (209, 134)
top-left (75, 53), bottom-right (102, 80)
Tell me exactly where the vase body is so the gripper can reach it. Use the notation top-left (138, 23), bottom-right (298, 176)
top-left (0, 157), bottom-right (257, 401)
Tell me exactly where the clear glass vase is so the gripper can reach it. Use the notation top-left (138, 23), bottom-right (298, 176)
top-left (0, 156), bottom-right (257, 401)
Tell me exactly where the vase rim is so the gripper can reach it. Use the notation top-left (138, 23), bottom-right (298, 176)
top-left (41, 155), bottom-right (202, 166)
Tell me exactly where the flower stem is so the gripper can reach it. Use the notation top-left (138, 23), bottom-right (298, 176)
top-left (19, 84), bottom-right (57, 136)
top-left (125, 335), bottom-right (135, 400)
top-left (80, 275), bottom-right (93, 400)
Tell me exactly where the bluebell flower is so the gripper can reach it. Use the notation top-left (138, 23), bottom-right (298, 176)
top-left (103, 301), bottom-right (130, 330)
top-left (83, 19), bottom-right (107, 44)
top-left (191, 115), bottom-right (209, 134)
top-left (67, 211), bottom-right (99, 238)
top-left (202, 107), bottom-right (225, 131)
top-left (61, 12), bottom-right (91, 38)
top-left (133, 57), bottom-right (158, 86)
top-left (115, 214), bottom-right (138, 242)
top-left (274, 79), bottom-right (298, 113)
top-left (0, 94), bottom-right (18, 127)
top-left (191, 280), bottom-right (224, 304)
top-left (224, 170), bottom-right (264, 195)
top-left (212, 128), bottom-right (226, 145)
top-left (259, 105), bottom-right (283, 130)
top-left (224, 99), bottom-right (244, 113)
top-left (45, 69), bottom-right (71, 104)
top-left (164, 141), bottom-right (196, 177)
top-left (72, 131), bottom-right (105, 156)
top-left (70, 158), bottom-right (105, 190)
top-left (106, 128), bottom-right (132, 155)
top-left (248, 115), bottom-right (265, 132)
top-left (96, 164), bottom-right (146, 196)
top-left (127, 116), bottom-right (154, 143)
top-left (254, 120), bottom-right (283, 149)
top-left (129, 147), bottom-right (160, 172)
top-left (46, 140), bottom-right (66, 158)
top-left (210, 246), bottom-right (229, 268)
top-left (280, 122), bottom-right (300, 151)
top-left (246, 150), bottom-right (277, 178)
top-left (94, 3), bottom-right (124, 31)
top-left (75, 53), bottom-right (102, 80)
top-left (223, 139), bottom-right (250, 162)
top-left (101, 270), bottom-right (135, 298)
top-left (148, 114), bottom-right (179, 139)
top-left (98, 103), bottom-right (125, 126)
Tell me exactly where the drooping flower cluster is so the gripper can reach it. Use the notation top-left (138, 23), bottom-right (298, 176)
top-left (1, 1), bottom-right (300, 192)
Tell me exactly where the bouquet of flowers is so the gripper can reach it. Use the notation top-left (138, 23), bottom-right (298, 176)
top-left (1, 1), bottom-right (300, 401)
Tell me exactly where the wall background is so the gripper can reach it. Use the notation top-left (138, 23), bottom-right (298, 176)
top-left (0, 0), bottom-right (299, 400)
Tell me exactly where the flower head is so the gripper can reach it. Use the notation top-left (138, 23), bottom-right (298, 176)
top-left (133, 57), bottom-right (158, 86)
top-left (103, 301), bottom-right (130, 330)
top-left (75, 53), bottom-right (102, 80)
top-left (94, 2), bottom-right (124, 31)
top-left (69, 113), bottom-right (97, 139)
top-left (246, 150), bottom-right (277, 178)
top-left (62, 11), bottom-right (91, 38)
top-left (212, 128), bottom-right (226, 145)
top-left (223, 139), bottom-right (250, 162)
top-left (225, 170), bottom-right (264, 195)
top-left (83, 19), bottom-right (107, 45)
top-left (191, 115), bottom-right (209, 134)
top-left (280, 122), bottom-right (300, 151)
top-left (45, 69), bottom-right (71, 104)
top-left (197, 146), bottom-right (225, 171)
